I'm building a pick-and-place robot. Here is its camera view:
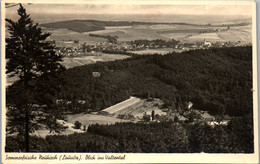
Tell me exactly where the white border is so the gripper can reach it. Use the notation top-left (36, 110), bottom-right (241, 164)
top-left (1, 0), bottom-right (258, 163)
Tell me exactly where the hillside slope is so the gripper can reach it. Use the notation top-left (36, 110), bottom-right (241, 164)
top-left (41, 20), bottom-right (105, 32)
top-left (58, 46), bottom-right (252, 117)
top-left (41, 20), bottom-right (208, 33)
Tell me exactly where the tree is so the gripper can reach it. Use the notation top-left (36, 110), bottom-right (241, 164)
top-left (5, 4), bottom-right (66, 152)
top-left (74, 121), bottom-right (82, 129)
top-left (151, 110), bottom-right (155, 120)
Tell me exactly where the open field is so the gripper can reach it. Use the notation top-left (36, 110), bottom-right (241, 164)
top-left (111, 98), bottom-right (167, 119)
top-left (217, 25), bottom-right (252, 43)
top-left (161, 33), bottom-right (189, 40)
top-left (32, 120), bottom-right (85, 138)
top-left (67, 97), bottom-right (167, 127)
top-left (42, 27), bottom-right (107, 46)
top-left (61, 53), bottom-right (130, 69)
top-left (43, 23), bottom-right (251, 44)
top-left (6, 53), bottom-right (130, 86)
top-left (28, 96), bottom-right (223, 138)
top-left (128, 48), bottom-right (179, 55)
top-left (105, 26), bottom-right (132, 30)
top-left (103, 97), bottom-right (141, 114)
top-left (149, 24), bottom-right (180, 30)
top-left (154, 24), bottom-right (209, 33)
top-left (102, 97), bottom-right (167, 119)
top-left (44, 25), bottom-right (168, 43)
top-left (67, 113), bottom-right (130, 128)
top-left (116, 25), bottom-right (168, 41)
top-left (183, 25), bottom-right (252, 43)
top-left (86, 25), bottom-right (168, 42)
top-left (184, 33), bottom-right (225, 42)
top-left (32, 97), bottom-right (167, 138)
top-left (45, 25), bottom-right (169, 43)
top-left (32, 113), bottom-right (131, 138)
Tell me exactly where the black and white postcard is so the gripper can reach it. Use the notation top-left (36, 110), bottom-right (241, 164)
top-left (1, 0), bottom-right (258, 163)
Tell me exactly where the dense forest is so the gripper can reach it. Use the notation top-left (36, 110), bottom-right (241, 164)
top-left (6, 117), bottom-right (253, 153)
top-left (54, 46), bottom-right (252, 117)
top-left (6, 46), bottom-right (254, 153)
top-left (5, 3), bottom-right (254, 154)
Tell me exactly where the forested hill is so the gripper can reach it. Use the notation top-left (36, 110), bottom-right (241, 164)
top-left (58, 46), bottom-right (252, 117)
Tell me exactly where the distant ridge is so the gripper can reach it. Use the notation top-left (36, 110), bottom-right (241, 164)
top-left (40, 19), bottom-right (222, 33)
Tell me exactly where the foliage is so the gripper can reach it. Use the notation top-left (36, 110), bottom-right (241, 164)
top-left (6, 16), bottom-right (253, 153)
top-left (89, 33), bottom-right (118, 43)
top-left (186, 113), bottom-right (253, 153)
top-left (5, 4), bottom-right (66, 152)
top-left (57, 46), bottom-right (252, 117)
top-left (74, 121), bottom-right (82, 129)
top-left (131, 39), bottom-right (180, 48)
top-left (6, 119), bottom-right (253, 153)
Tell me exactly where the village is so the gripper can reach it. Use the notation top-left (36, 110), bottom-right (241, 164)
top-left (50, 38), bottom-right (249, 57)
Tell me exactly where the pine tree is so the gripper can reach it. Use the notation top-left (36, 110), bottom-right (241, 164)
top-left (5, 4), bottom-right (66, 152)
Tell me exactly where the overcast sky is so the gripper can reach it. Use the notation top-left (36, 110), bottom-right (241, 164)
top-left (6, 3), bottom-right (253, 16)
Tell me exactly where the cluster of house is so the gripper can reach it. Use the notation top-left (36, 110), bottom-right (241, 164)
top-left (178, 40), bottom-right (249, 51)
top-left (56, 99), bottom-right (86, 105)
top-left (141, 101), bottom-right (230, 127)
top-left (54, 42), bottom-right (131, 57)
top-left (49, 37), bottom-right (250, 57)
top-left (55, 46), bottom-right (86, 57)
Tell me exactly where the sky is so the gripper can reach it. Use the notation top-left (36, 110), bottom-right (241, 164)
top-left (6, 3), bottom-right (253, 16)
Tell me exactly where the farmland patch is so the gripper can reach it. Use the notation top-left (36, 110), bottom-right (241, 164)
top-left (128, 48), bottom-right (176, 55)
top-left (61, 53), bottom-right (130, 69)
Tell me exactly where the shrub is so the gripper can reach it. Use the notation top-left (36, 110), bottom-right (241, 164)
top-left (74, 121), bottom-right (82, 129)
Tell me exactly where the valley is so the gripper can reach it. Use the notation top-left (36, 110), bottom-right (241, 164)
top-left (5, 8), bottom-right (254, 153)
